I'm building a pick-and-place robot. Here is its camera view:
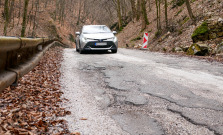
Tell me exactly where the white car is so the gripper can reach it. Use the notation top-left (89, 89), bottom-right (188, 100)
top-left (75, 25), bottom-right (118, 54)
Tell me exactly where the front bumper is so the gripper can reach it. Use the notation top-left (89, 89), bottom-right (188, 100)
top-left (83, 41), bottom-right (117, 51)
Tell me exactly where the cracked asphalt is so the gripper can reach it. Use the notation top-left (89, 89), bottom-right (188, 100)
top-left (60, 48), bottom-right (223, 135)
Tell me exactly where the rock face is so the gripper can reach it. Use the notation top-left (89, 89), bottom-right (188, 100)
top-left (191, 18), bottom-right (223, 43)
top-left (187, 43), bottom-right (209, 56)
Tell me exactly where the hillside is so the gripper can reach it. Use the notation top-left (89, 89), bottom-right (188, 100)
top-left (0, 0), bottom-right (223, 61)
top-left (0, 0), bottom-right (80, 47)
top-left (117, 0), bottom-right (223, 61)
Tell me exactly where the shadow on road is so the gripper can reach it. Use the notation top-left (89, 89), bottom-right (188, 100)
top-left (76, 50), bottom-right (116, 55)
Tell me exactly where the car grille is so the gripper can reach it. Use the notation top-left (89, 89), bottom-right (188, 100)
top-left (86, 41), bottom-right (115, 48)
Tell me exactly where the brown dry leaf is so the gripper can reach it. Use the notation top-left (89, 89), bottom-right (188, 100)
top-left (71, 132), bottom-right (81, 135)
top-left (0, 47), bottom-right (70, 134)
top-left (66, 111), bottom-right (71, 115)
top-left (28, 131), bottom-right (36, 135)
top-left (80, 118), bottom-right (88, 120)
top-left (4, 131), bottom-right (11, 135)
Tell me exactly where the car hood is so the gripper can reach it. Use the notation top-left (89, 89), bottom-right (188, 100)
top-left (83, 33), bottom-right (114, 39)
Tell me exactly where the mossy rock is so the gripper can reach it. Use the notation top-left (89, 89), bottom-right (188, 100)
top-left (182, 46), bottom-right (190, 52)
top-left (174, 47), bottom-right (183, 53)
top-left (187, 43), bottom-right (209, 56)
top-left (217, 32), bottom-right (223, 37)
top-left (191, 22), bottom-right (210, 43)
top-left (209, 33), bottom-right (217, 39)
top-left (216, 42), bottom-right (223, 54)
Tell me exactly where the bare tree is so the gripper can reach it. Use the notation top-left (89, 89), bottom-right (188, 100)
top-left (130, 0), bottom-right (136, 20)
top-left (141, 0), bottom-right (149, 30)
top-left (3, 0), bottom-right (9, 36)
top-left (185, 0), bottom-right (195, 24)
top-left (21, 0), bottom-right (29, 37)
top-left (8, 0), bottom-right (15, 23)
top-left (136, 0), bottom-right (141, 21)
top-left (116, 0), bottom-right (123, 30)
top-left (164, 0), bottom-right (168, 29)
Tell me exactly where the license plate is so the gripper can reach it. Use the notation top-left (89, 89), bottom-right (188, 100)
top-left (95, 42), bottom-right (107, 46)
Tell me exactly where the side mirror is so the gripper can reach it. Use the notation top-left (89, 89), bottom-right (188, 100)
top-left (75, 32), bottom-right (80, 35)
top-left (113, 31), bottom-right (117, 35)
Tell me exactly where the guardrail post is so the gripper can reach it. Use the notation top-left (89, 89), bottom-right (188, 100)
top-left (0, 52), bottom-right (7, 72)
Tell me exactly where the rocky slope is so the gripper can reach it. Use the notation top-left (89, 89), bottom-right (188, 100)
top-left (117, 0), bottom-right (223, 62)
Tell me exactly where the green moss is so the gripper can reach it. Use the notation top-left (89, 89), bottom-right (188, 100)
top-left (191, 22), bottom-right (209, 39)
top-left (175, 9), bottom-right (183, 16)
top-left (177, 0), bottom-right (185, 6)
top-left (131, 36), bottom-right (142, 41)
top-left (148, 29), bottom-right (152, 33)
top-left (191, 0), bottom-right (196, 3)
top-left (172, 0), bottom-right (185, 8)
top-left (178, 29), bottom-right (183, 35)
top-left (180, 17), bottom-right (190, 26)
top-left (187, 43), bottom-right (201, 55)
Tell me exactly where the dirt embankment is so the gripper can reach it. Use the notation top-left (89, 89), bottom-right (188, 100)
top-left (117, 0), bottom-right (223, 62)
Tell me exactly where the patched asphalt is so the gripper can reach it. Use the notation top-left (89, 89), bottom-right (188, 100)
top-left (60, 48), bottom-right (223, 135)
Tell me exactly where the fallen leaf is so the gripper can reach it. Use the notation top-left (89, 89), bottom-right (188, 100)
top-left (80, 118), bottom-right (88, 120)
top-left (71, 132), bottom-right (81, 135)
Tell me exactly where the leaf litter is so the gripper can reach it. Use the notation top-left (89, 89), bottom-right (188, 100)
top-left (0, 46), bottom-right (73, 135)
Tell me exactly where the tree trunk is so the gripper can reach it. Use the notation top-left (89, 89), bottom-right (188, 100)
top-left (130, 0), bottom-right (136, 20)
top-left (44, 0), bottom-right (48, 8)
top-left (148, 0), bottom-right (151, 11)
top-left (158, 0), bottom-right (161, 30)
top-left (155, 0), bottom-right (159, 31)
top-left (117, 0), bottom-right (122, 30)
top-left (32, 0), bottom-right (39, 37)
top-left (164, 0), bottom-right (168, 29)
top-left (21, 0), bottom-right (29, 37)
top-left (185, 0), bottom-right (195, 24)
top-left (17, 0), bottom-right (21, 25)
top-left (9, 0), bottom-right (15, 23)
top-left (141, 0), bottom-right (149, 30)
top-left (3, 0), bottom-right (9, 36)
top-left (136, 0), bottom-right (141, 21)
top-left (76, 0), bottom-right (81, 25)
top-left (121, 0), bottom-right (126, 20)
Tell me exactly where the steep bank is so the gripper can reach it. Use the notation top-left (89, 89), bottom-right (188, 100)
top-left (117, 0), bottom-right (223, 61)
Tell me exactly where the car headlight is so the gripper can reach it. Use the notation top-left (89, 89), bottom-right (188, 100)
top-left (113, 37), bottom-right (117, 42)
top-left (107, 37), bottom-right (116, 41)
top-left (82, 37), bottom-right (88, 42)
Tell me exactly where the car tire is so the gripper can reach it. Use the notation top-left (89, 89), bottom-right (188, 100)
top-left (111, 49), bottom-right (117, 53)
top-left (79, 48), bottom-right (84, 54)
top-left (76, 47), bottom-right (79, 52)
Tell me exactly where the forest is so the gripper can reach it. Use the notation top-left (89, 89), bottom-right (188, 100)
top-left (0, 0), bottom-right (223, 58)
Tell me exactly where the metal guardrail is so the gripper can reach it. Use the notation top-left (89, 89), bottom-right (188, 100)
top-left (0, 36), bottom-right (60, 93)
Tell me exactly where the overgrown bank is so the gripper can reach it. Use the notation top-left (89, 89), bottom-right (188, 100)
top-left (115, 0), bottom-right (223, 62)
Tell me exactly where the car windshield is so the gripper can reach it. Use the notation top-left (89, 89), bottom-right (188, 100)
top-left (82, 25), bottom-right (111, 34)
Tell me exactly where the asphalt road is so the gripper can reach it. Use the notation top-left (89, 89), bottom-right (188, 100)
top-left (60, 48), bottom-right (223, 135)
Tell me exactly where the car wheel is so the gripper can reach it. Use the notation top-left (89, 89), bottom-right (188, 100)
top-left (79, 48), bottom-right (84, 54)
top-left (76, 47), bottom-right (79, 52)
top-left (111, 49), bottom-right (117, 53)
